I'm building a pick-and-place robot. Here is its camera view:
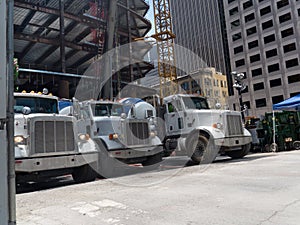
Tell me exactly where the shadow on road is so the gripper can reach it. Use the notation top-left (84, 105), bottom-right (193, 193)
top-left (17, 152), bottom-right (277, 194)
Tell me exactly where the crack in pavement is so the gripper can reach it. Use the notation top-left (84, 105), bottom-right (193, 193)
top-left (258, 199), bottom-right (300, 225)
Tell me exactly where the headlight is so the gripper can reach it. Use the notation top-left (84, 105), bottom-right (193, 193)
top-left (285, 137), bottom-right (292, 142)
top-left (109, 133), bottom-right (119, 140)
top-left (14, 136), bottom-right (26, 145)
top-left (212, 123), bottom-right (223, 129)
top-left (78, 134), bottom-right (90, 142)
top-left (150, 131), bottom-right (156, 138)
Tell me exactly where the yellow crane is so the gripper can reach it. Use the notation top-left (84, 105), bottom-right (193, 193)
top-left (152, 0), bottom-right (178, 101)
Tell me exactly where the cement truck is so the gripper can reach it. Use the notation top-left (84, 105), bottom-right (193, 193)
top-left (60, 98), bottom-right (163, 177)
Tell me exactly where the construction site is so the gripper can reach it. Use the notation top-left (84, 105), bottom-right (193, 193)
top-left (14, 0), bottom-right (156, 98)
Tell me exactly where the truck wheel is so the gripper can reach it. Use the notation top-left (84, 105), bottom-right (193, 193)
top-left (226, 143), bottom-right (251, 159)
top-left (190, 136), bottom-right (218, 164)
top-left (293, 141), bottom-right (300, 150)
top-left (72, 164), bottom-right (97, 183)
top-left (142, 152), bottom-right (163, 167)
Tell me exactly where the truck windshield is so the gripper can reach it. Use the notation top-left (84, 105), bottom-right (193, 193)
top-left (182, 97), bottom-right (210, 110)
top-left (14, 97), bottom-right (58, 114)
top-left (92, 103), bottom-right (124, 117)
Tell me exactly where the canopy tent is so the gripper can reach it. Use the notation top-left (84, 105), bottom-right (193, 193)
top-left (273, 94), bottom-right (300, 110)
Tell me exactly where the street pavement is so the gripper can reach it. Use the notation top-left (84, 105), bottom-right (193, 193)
top-left (16, 151), bottom-right (300, 225)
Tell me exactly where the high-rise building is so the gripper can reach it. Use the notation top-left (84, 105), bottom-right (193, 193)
top-left (224, 0), bottom-right (300, 116)
top-left (170, 1), bottom-right (230, 81)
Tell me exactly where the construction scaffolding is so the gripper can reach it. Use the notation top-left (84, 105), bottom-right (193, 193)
top-left (152, 0), bottom-right (177, 99)
top-left (13, 0), bottom-right (154, 98)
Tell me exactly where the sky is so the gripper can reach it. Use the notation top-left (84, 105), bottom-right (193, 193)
top-left (145, 3), bottom-right (155, 35)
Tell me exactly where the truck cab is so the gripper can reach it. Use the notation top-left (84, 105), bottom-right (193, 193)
top-left (14, 92), bottom-right (99, 183)
top-left (80, 100), bottom-right (163, 165)
top-left (163, 94), bottom-right (252, 163)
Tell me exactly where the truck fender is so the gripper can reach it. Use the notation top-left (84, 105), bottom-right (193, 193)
top-left (185, 128), bottom-right (211, 156)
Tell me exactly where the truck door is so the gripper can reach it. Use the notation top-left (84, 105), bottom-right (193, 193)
top-left (165, 100), bottom-right (184, 134)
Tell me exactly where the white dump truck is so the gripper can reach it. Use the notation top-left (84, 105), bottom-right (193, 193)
top-left (60, 98), bottom-right (163, 177)
top-left (162, 94), bottom-right (252, 163)
top-left (14, 91), bottom-right (99, 183)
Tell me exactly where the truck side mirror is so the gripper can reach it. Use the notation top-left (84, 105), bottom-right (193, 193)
top-left (22, 106), bottom-right (31, 115)
top-left (215, 103), bottom-right (222, 109)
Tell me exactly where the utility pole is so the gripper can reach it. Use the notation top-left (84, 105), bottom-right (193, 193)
top-left (1, 0), bottom-right (16, 224)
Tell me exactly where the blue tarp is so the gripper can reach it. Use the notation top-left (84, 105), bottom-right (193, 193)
top-left (273, 94), bottom-right (300, 110)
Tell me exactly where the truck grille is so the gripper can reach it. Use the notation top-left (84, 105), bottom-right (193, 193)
top-left (225, 115), bottom-right (243, 136)
top-left (33, 120), bottom-right (75, 154)
top-left (126, 121), bottom-right (150, 146)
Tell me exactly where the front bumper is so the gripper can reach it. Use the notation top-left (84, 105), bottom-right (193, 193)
top-left (15, 152), bottom-right (98, 173)
top-left (214, 136), bottom-right (252, 149)
top-left (108, 145), bottom-right (163, 159)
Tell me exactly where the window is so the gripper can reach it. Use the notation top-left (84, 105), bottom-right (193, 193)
top-left (268, 63), bottom-right (280, 73)
top-left (250, 54), bottom-right (261, 63)
top-left (288, 74), bottom-right (300, 84)
top-left (243, 0), bottom-right (253, 10)
top-left (245, 13), bottom-right (255, 23)
top-left (291, 92), bottom-right (300, 97)
top-left (281, 27), bottom-right (294, 38)
top-left (279, 13), bottom-right (291, 23)
top-left (228, 0), bottom-right (236, 4)
top-left (252, 68), bottom-right (262, 77)
top-left (272, 95), bottom-right (284, 104)
top-left (181, 82), bottom-right (189, 91)
top-left (266, 49), bottom-right (277, 58)
top-left (285, 58), bottom-right (299, 68)
top-left (235, 59), bottom-right (245, 67)
top-left (234, 45), bottom-right (243, 54)
top-left (262, 20), bottom-right (273, 30)
top-left (264, 34), bottom-right (275, 44)
top-left (229, 7), bottom-right (239, 16)
top-left (247, 26), bottom-right (257, 36)
top-left (277, 0), bottom-right (289, 9)
top-left (231, 19), bottom-right (240, 28)
top-left (248, 40), bottom-right (259, 49)
top-left (260, 6), bottom-right (271, 16)
top-left (253, 82), bottom-right (264, 91)
top-left (232, 32), bottom-right (242, 41)
top-left (270, 78), bottom-right (282, 87)
top-left (298, 8), bottom-right (300, 16)
top-left (283, 43), bottom-right (296, 53)
top-left (256, 98), bottom-right (267, 108)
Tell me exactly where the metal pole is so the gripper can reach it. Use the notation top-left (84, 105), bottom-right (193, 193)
top-left (7, 0), bottom-right (16, 224)
top-left (59, 0), bottom-right (66, 73)
top-left (238, 89), bottom-right (245, 122)
top-left (0, 0), bottom-right (9, 223)
top-left (102, 0), bottom-right (117, 99)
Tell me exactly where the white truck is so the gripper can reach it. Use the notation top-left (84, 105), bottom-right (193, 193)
top-left (14, 91), bottom-right (99, 184)
top-left (162, 94), bottom-right (252, 163)
top-left (61, 98), bottom-right (163, 177)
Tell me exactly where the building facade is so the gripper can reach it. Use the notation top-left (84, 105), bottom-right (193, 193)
top-left (177, 68), bottom-right (229, 109)
top-left (170, 1), bottom-right (230, 81)
top-left (224, 0), bottom-right (300, 116)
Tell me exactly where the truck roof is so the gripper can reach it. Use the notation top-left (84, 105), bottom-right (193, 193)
top-left (14, 92), bottom-right (58, 100)
top-left (164, 94), bottom-right (206, 102)
top-left (83, 100), bottom-right (122, 105)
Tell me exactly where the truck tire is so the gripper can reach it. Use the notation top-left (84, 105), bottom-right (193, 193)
top-left (72, 163), bottom-right (97, 183)
top-left (190, 136), bottom-right (218, 164)
top-left (293, 141), bottom-right (300, 150)
top-left (226, 143), bottom-right (251, 159)
top-left (142, 152), bottom-right (163, 167)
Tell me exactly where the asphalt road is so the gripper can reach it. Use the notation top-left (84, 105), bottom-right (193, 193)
top-left (16, 151), bottom-right (300, 225)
